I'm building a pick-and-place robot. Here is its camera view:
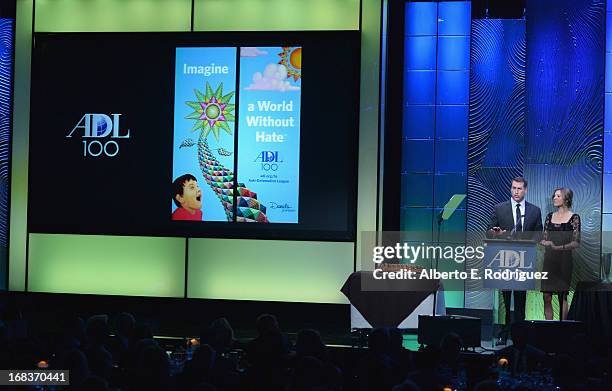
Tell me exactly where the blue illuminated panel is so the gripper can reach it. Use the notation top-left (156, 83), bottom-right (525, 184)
top-left (401, 173), bottom-right (434, 207)
top-left (403, 105), bottom-right (435, 139)
top-left (436, 105), bottom-right (468, 139)
top-left (405, 36), bottom-right (437, 70)
top-left (434, 140), bottom-right (467, 173)
top-left (438, 1), bottom-right (471, 36)
top-left (404, 70), bottom-right (436, 104)
top-left (403, 139), bottom-right (434, 172)
top-left (437, 36), bottom-right (470, 70)
top-left (401, 1), bottom-right (470, 235)
top-left (436, 70), bottom-right (469, 104)
top-left (434, 173), bottom-right (467, 207)
top-left (405, 2), bottom-right (437, 36)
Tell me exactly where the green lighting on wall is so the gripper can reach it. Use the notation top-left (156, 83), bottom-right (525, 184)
top-left (28, 234), bottom-right (185, 297)
top-left (34, 0), bottom-right (192, 32)
top-left (188, 238), bottom-right (353, 303)
top-left (194, 0), bottom-right (359, 31)
top-left (33, 0), bottom-right (359, 33)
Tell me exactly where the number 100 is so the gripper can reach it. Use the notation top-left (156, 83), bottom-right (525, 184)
top-left (83, 140), bottom-right (119, 157)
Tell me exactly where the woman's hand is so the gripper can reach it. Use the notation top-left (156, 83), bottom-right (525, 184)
top-left (540, 240), bottom-right (554, 247)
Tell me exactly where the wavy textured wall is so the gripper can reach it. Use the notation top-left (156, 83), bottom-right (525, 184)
top-left (525, 0), bottom-right (604, 286)
top-left (467, 19), bottom-right (526, 309)
top-left (0, 18), bottom-right (13, 290)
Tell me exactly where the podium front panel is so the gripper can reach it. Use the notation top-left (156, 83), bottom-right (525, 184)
top-left (482, 240), bottom-right (537, 290)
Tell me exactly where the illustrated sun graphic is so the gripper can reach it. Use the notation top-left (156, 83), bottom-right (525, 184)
top-left (185, 82), bottom-right (235, 140)
top-left (278, 47), bottom-right (302, 82)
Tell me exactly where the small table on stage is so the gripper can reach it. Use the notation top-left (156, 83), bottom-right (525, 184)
top-left (340, 269), bottom-right (444, 328)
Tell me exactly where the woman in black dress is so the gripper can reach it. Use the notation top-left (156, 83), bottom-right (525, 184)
top-left (540, 187), bottom-right (580, 320)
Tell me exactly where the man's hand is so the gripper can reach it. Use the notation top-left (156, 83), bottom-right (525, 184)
top-left (490, 227), bottom-right (506, 236)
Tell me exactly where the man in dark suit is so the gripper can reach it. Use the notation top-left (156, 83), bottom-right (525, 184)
top-left (488, 177), bottom-right (543, 344)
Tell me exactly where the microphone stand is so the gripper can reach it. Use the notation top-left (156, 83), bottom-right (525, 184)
top-left (431, 194), bottom-right (466, 317)
top-left (508, 213), bottom-right (527, 327)
top-left (432, 211), bottom-right (444, 316)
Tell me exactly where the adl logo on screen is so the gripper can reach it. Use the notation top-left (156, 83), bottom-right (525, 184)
top-left (66, 113), bottom-right (130, 157)
top-left (255, 151), bottom-right (283, 171)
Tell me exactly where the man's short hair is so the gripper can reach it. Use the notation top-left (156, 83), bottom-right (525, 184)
top-left (512, 177), bottom-right (528, 188)
top-left (173, 174), bottom-right (197, 208)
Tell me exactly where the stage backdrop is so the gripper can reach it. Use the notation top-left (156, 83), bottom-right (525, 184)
top-left (466, 18), bottom-right (526, 311)
top-left (400, 0), bottom-right (606, 319)
top-left (524, 0), bottom-right (604, 293)
top-left (464, 0), bottom-right (605, 318)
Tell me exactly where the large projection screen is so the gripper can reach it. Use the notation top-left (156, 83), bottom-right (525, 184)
top-left (9, 0), bottom-right (373, 305)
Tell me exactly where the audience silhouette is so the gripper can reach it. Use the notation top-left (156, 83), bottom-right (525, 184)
top-left (0, 301), bottom-right (610, 391)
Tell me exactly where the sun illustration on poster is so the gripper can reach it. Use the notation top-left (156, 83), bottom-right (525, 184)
top-left (184, 82), bottom-right (269, 223)
top-left (278, 47), bottom-right (302, 82)
top-left (185, 82), bottom-right (235, 140)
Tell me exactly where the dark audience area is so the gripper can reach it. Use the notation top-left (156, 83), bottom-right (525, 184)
top-left (1, 299), bottom-right (612, 391)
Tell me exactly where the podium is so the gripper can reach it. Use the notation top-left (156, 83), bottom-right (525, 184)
top-left (482, 239), bottom-right (538, 290)
top-left (482, 239), bottom-right (538, 340)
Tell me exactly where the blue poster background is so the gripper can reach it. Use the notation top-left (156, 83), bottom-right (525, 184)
top-left (172, 47), bottom-right (237, 222)
top-left (237, 47), bottom-right (301, 223)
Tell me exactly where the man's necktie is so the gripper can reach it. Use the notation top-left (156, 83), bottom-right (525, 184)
top-left (515, 204), bottom-right (523, 232)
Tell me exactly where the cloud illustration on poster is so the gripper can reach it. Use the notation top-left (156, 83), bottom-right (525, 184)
top-left (240, 47), bottom-right (269, 57)
top-left (244, 63), bottom-right (300, 92)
